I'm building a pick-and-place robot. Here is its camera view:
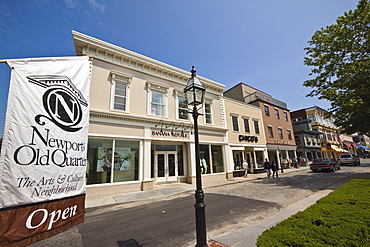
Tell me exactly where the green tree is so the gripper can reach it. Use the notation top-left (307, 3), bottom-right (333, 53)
top-left (304, 0), bottom-right (370, 135)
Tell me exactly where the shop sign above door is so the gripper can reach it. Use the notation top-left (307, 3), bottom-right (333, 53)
top-left (239, 135), bottom-right (258, 142)
top-left (152, 120), bottom-right (191, 139)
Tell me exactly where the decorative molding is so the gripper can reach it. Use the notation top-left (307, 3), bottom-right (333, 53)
top-left (72, 31), bottom-right (225, 95)
top-left (219, 96), bottom-right (227, 129)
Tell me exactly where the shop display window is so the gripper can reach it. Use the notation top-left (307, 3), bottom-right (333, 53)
top-left (233, 151), bottom-right (243, 170)
top-left (177, 145), bottom-right (184, 176)
top-left (211, 145), bottom-right (224, 173)
top-left (200, 145), bottom-right (211, 174)
top-left (113, 140), bottom-right (139, 182)
top-left (87, 138), bottom-right (139, 185)
top-left (200, 144), bottom-right (224, 174)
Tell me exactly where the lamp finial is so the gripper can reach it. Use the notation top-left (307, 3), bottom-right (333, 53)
top-left (191, 66), bottom-right (196, 78)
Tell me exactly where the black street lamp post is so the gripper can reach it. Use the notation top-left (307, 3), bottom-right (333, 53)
top-left (184, 66), bottom-right (208, 247)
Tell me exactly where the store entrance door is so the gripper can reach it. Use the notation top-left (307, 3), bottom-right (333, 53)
top-left (155, 151), bottom-right (177, 183)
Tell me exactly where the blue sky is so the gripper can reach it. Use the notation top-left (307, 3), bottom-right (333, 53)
top-left (0, 0), bottom-right (360, 136)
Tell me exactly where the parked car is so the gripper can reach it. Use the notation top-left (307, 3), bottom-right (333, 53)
top-left (339, 154), bottom-right (360, 166)
top-left (309, 158), bottom-right (341, 172)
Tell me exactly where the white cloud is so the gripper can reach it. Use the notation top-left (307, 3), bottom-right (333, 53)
top-left (64, 0), bottom-right (77, 8)
top-left (87, 0), bottom-right (107, 12)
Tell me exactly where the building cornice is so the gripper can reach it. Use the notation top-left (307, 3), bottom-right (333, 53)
top-left (72, 31), bottom-right (225, 95)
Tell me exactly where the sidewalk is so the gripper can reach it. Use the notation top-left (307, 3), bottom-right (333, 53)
top-left (85, 166), bottom-right (309, 211)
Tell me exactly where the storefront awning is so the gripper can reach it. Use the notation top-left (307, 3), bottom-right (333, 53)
top-left (330, 145), bottom-right (348, 153)
top-left (321, 147), bottom-right (336, 153)
top-left (355, 144), bottom-right (369, 150)
top-left (342, 142), bottom-right (352, 148)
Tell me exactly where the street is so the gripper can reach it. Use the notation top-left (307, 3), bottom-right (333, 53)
top-left (30, 161), bottom-right (370, 247)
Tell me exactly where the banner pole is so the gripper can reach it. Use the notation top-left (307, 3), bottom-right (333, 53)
top-left (0, 60), bottom-right (7, 63)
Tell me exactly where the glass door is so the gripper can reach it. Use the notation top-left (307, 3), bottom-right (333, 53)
top-left (155, 151), bottom-right (177, 182)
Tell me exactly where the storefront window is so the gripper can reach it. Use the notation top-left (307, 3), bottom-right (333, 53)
top-left (211, 145), bottom-right (224, 173)
top-left (86, 138), bottom-right (139, 185)
top-left (200, 144), bottom-right (224, 174)
top-left (177, 145), bottom-right (184, 176)
top-left (255, 151), bottom-right (264, 168)
top-left (113, 140), bottom-right (139, 182)
top-left (200, 145), bottom-right (211, 174)
top-left (233, 151), bottom-right (243, 170)
top-left (87, 139), bottom-right (112, 184)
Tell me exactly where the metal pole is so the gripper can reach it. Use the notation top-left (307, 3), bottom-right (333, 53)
top-left (192, 105), bottom-right (207, 247)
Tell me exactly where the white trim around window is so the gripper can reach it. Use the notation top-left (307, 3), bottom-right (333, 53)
top-left (147, 81), bottom-right (169, 118)
top-left (252, 118), bottom-right (260, 135)
top-left (242, 116), bottom-right (250, 133)
top-left (231, 113), bottom-right (239, 132)
top-left (174, 89), bottom-right (190, 121)
top-left (203, 99), bottom-right (213, 125)
top-left (110, 71), bottom-right (132, 113)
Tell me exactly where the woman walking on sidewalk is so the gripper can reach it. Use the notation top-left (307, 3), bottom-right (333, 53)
top-left (242, 160), bottom-right (249, 178)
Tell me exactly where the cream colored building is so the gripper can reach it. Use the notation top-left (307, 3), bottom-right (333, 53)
top-left (224, 97), bottom-right (267, 176)
top-left (72, 31), bottom-right (229, 198)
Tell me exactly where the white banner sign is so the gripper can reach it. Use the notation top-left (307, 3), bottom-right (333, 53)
top-left (0, 56), bottom-right (91, 209)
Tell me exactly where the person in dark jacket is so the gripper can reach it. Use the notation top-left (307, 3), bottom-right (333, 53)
top-left (271, 161), bottom-right (279, 178)
top-left (263, 158), bottom-right (271, 178)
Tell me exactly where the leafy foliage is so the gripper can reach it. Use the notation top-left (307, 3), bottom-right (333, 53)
top-left (303, 0), bottom-right (370, 135)
top-left (256, 178), bottom-right (370, 246)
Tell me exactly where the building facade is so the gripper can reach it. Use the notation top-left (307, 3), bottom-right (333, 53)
top-left (291, 118), bottom-right (323, 161)
top-left (352, 133), bottom-right (370, 157)
top-left (73, 31), bottom-right (229, 197)
top-left (290, 106), bottom-right (346, 160)
top-left (224, 83), bottom-right (297, 167)
top-left (224, 97), bottom-right (267, 176)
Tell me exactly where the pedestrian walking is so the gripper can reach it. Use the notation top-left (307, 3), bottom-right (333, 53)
top-left (263, 158), bottom-right (271, 178)
top-left (271, 161), bottom-right (279, 178)
top-left (242, 160), bottom-right (248, 178)
top-left (288, 158), bottom-right (292, 168)
top-left (281, 159), bottom-right (286, 173)
top-left (293, 157), bottom-right (298, 169)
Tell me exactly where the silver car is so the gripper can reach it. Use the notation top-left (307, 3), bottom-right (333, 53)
top-left (339, 154), bottom-right (360, 166)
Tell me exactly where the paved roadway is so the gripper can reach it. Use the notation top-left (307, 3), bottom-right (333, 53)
top-left (30, 160), bottom-right (370, 247)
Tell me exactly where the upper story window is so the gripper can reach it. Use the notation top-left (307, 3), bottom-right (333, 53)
top-left (151, 91), bottom-right (165, 116)
top-left (111, 71), bottom-right (132, 112)
top-left (278, 128), bottom-right (283, 139)
top-left (147, 81), bottom-right (169, 117)
top-left (295, 135), bottom-right (300, 144)
top-left (283, 112), bottom-right (288, 121)
top-left (287, 129), bottom-right (292, 140)
top-left (231, 115), bottom-right (239, 132)
top-left (264, 105), bottom-right (270, 116)
top-left (178, 95), bottom-right (189, 120)
top-left (204, 100), bottom-right (212, 124)
top-left (268, 126), bottom-right (273, 138)
top-left (114, 81), bottom-right (127, 111)
top-left (253, 119), bottom-right (260, 134)
top-left (275, 109), bottom-right (280, 119)
top-left (243, 117), bottom-right (250, 133)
